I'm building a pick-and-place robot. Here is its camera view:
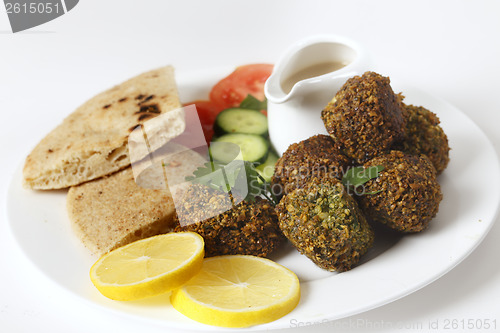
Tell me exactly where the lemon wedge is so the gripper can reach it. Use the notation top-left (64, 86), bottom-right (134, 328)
top-left (170, 255), bottom-right (300, 328)
top-left (90, 232), bottom-right (204, 301)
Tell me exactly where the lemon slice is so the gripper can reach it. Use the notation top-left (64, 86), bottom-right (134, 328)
top-left (90, 232), bottom-right (204, 301)
top-left (170, 255), bottom-right (300, 328)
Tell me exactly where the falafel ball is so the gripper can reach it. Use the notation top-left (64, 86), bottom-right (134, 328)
top-left (276, 177), bottom-right (374, 272)
top-left (271, 134), bottom-right (351, 199)
top-left (321, 71), bottom-right (406, 164)
top-left (174, 184), bottom-right (285, 257)
top-left (393, 104), bottom-right (450, 174)
top-left (356, 150), bottom-right (442, 233)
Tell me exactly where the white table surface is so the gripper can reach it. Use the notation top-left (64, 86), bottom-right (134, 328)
top-left (1, 1), bottom-right (499, 332)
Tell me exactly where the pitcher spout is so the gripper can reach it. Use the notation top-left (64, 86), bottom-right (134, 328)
top-left (264, 71), bottom-right (293, 104)
top-left (264, 35), bottom-right (373, 156)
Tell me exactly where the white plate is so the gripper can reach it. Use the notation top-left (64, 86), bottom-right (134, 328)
top-left (7, 67), bottom-right (500, 331)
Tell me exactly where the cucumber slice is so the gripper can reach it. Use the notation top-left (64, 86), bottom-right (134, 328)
top-left (214, 108), bottom-right (268, 136)
top-left (211, 133), bottom-right (269, 164)
top-left (256, 151), bottom-right (279, 183)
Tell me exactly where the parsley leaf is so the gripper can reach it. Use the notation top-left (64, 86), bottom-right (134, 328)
top-left (342, 165), bottom-right (384, 195)
top-left (239, 94), bottom-right (267, 111)
top-left (185, 161), bottom-right (231, 192)
top-left (185, 159), bottom-right (278, 205)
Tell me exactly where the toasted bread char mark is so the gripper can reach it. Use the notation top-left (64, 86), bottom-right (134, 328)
top-left (137, 104), bottom-right (161, 114)
top-left (138, 94), bottom-right (155, 104)
top-left (138, 113), bottom-right (154, 121)
top-left (23, 66), bottom-right (182, 190)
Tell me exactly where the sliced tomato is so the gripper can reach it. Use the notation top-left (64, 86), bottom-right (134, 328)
top-left (186, 100), bottom-right (224, 143)
top-left (209, 64), bottom-right (273, 110)
top-left (186, 64), bottom-right (273, 144)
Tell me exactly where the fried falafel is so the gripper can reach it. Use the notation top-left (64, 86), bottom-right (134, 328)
top-left (271, 134), bottom-right (351, 198)
top-left (173, 184), bottom-right (285, 257)
top-left (356, 150), bottom-right (442, 233)
top-left (321, 71), bottom-right (406, 164)
top-left (276, 177), bottom-right (374, 272)
top-left (394, 104), bottom-right (450, 174)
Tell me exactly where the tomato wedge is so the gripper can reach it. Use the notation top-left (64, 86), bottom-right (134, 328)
top-left (186, 64), bottom-right (273, 144)
top-left (209, 64), bottom-right (273, 110)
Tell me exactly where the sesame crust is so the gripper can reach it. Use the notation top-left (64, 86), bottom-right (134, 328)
top-left (271, 134), bottom-right (351, 198)
top-left (394, 104), bottom-right (450, 174)
top-left (321, 71), bottom-right (406, 164)
top-left (276, 178), bottom-right (374, 272)
top-left (174, 184), bottom-right (285, 257)
top-left (356, 151), bottom-right (442, 232)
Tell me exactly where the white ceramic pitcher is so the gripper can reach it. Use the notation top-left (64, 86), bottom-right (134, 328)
top-left (265, 35), bottom-right (372, 155)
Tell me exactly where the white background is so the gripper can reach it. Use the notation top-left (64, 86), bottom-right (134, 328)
top-left (1, 1), bottom-right (499, 332)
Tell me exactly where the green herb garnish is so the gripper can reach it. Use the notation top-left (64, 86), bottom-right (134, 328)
top-left (185, 160), bottom-right (278, 205)
top-left (239, 94), bottom-right (267, 111)
top-left (185, 161), bottom-right (231, 192)
top-left (342, 165), bottom-right (384, 195)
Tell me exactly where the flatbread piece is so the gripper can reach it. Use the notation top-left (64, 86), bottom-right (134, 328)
top-left (23, 66), bottom-right (184, 189)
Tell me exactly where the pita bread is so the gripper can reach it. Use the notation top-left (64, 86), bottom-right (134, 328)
top-left (67, 144), bottom-right (207, 256)
top-left (23, 66), bottom-right (184, 190)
